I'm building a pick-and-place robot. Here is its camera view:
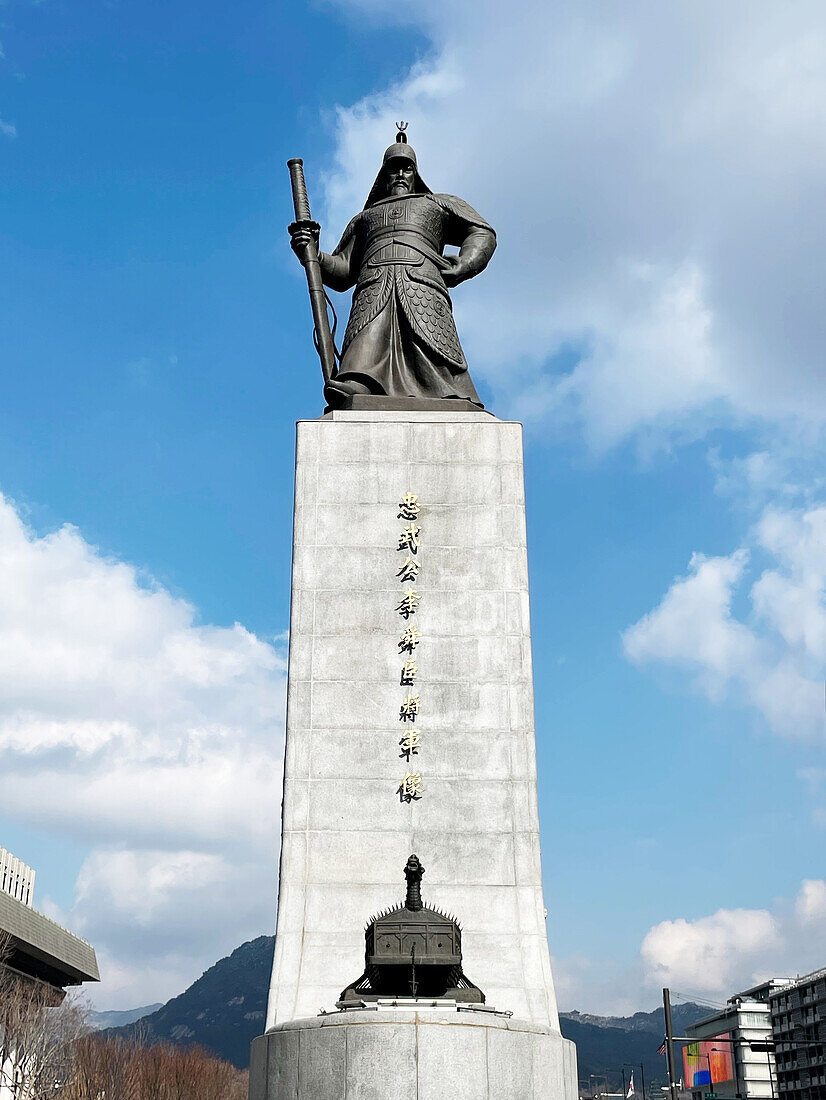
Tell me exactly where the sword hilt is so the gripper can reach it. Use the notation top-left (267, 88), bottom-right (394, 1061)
top-left (287, 158), bottom-right (312, 222)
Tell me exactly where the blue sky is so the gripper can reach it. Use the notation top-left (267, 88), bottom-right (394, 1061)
top-left (2, 0), bottom-right (826, 1010)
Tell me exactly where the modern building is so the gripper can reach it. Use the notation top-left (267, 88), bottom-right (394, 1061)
top-left (0, 847), bottom-right (99, 1098)
top-left (0, 847), bottom-right (35, 906)
top-left (685, 982), bottom-right (792, 1100)
top-left (0, 887), bottom-right (99, 999)
top-left (770, 968), bottom-right (826, 1100)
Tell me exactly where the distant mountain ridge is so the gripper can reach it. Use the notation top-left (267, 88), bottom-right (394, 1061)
top-left (107, 937), bottom-right (272, 1069)
top-left (560, 1002), bottom-right (711, 1088)
top-left (108, 935), bottom-right (709, 1078)
top-left (562, 1001), bottom-right (711, 1034)
top-left (88, 1004), bottom-right (162, 1030)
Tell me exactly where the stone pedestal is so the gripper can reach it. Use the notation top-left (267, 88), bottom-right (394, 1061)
top-left (255, 410), bottom-right (577, 1098)
top-left (250, 1006), bottom-right (578, 1100)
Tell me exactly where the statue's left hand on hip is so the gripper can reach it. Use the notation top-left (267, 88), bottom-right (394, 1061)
top-left (441, 256), bottom-right (467, 288)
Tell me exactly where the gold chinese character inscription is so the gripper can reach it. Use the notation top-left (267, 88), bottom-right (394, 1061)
top-left (400, 659), bottom-right (418, 685)
top-left (396, 588), bottom-right (421, 619)
top-left (399, 730), bottom-right (421, 758)
top-left (397, 524), bottom-right (420, 553)
top-left (396, 555), bottom-right (420, 582)
top-left (399, 694), bottom-right (420, 722)
top-left (394, 500), bottom-right (424, 791)
top-left (398, 493), bottom-right (421, 520)
top-left (399, 771), bottom-right (425, 801)
top-left (398, 626), bottom-right (421, 653)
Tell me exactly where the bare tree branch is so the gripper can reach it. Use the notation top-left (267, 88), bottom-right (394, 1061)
top-left (0, 932), bottom-right (90, 1098)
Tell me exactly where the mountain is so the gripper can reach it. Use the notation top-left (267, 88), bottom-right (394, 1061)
top-left (562, 1002), bottom-right (711, 1035)
top-left (559, 1003), bottom-right (711, 1090)
top-left (107, 936), bottom-right (274, 1069)
top-left (88, 1004), bottom-right (162, 1030)
top-left (108, 934), bottom-right (709, 1080)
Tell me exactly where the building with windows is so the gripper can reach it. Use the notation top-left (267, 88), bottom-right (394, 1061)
top-left (0, 846), bottom-right (98, 996)
top-left (0, 887), bottom-right (99, 996)
top-left (0, 846), bottom-right (98, 997)
top-left (0, 847), bottom-right (35, 906)
top-left (685, 982), bottom-right (792, 1100)
top-left (770, 968), bottom-right (826, 1100)
top-left (0, 846), bottom-right (99, 1098)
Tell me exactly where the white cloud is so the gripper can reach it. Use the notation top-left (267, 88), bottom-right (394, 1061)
top-left (623, 549), bottom-right (755, 694)
top-left (641, 879), bottom-right (826, 997)
top-left (622, 505), bottom-right (826, 740)
top-left (641, 908), bottom-right (781, 995)
top-left (321, 0), bottom-right (826, 447)
top-left (43, 848), bottom-right (277, 1007)
top-left (554, 879), bottom-right (826, 1010)
top-left (0, 494), bottom-right (286, 1007)
top-left (795, 879), bottom-right (826, 926)
top-left (0, 116), bottom-right (16, 139)
top-left (552, 953), bottom-right (648, 1017)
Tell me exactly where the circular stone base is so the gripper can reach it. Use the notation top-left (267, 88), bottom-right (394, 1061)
top-left (248, 1006), bottom-right (578, 1100)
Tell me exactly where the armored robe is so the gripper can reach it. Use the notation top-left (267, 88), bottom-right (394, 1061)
top-left (318, 192), bottom-right (496, 405)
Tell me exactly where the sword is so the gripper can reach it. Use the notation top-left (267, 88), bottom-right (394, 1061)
top-left (287, 158), bottom-right (338, 385)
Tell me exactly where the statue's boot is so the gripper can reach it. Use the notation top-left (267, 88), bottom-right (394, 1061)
top-left (323, 376), bottom-right (373, 408)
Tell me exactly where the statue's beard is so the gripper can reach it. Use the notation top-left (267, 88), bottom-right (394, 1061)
top-left (389, 181), bottom-right (412, 195)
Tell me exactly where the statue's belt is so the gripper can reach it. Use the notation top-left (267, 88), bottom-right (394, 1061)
top-left (362, 228), bottom-right (448, 270)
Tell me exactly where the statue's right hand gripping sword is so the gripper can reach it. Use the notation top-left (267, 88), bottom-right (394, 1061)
top-left (287, 158), bottom-right (338, 385)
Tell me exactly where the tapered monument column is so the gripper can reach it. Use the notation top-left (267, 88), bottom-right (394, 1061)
top-left (250, 408), bottom-right (578, 1099)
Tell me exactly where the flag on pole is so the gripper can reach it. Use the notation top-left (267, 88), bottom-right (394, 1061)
top-left (657, 1040), bottom-right (667, 1056)
top-left (627, 1072), bottom-right (635, 1098)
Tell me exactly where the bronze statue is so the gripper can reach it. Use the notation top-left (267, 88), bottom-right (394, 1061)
top-left (288, 126), bottom-right (496, 410)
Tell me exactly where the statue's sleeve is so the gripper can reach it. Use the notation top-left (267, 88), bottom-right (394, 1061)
top-left (433, 195), bottom-right (497, 283)
top-left (318, 215), bottom-right (360, 292)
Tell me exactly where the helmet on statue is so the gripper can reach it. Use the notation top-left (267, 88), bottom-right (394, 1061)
top-left (382, 123), bottom-right (418, 167)
top-left (364, 124), bottom-right (431, 207)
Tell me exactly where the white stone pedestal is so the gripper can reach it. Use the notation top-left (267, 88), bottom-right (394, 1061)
top-left (249, 1006), bottom-right (578, 1100)
top-left (254, 410), bottom-right (578, 1098)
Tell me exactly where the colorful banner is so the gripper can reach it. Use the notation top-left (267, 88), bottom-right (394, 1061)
top-left (683, 1035), bottom-right (734, 1088)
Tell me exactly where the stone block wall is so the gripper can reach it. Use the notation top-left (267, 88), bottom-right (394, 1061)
top-left (266, 411), bottom-right (560, 1029)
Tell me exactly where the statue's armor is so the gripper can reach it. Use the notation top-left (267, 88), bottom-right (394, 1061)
top-left (339, 194), bottom-right (485, 368)
top-left (317, 168), bottom-right (495, 406)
